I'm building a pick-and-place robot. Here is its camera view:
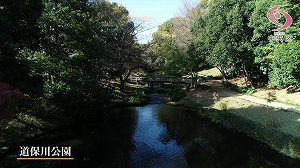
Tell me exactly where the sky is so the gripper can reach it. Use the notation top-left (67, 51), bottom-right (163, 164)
top-left (108, 0), bottom-right (187, 43)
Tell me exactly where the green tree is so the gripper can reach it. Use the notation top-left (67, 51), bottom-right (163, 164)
top-left (188, 9), bottom-right (211, 77)
top-left (149, 19), bottom-right (190, 76)
top-left (0, 0), bottom-right (44, 92)
top-left (268, 41), bottom-right (300, 88)
top-left (18, 0), bottom-right (113, 113)
top-left (249, 0), bottom-right (300, 87)
top-left (191, 0), bottom-right (259, 84)
top-left (92, 0), bottom-right (145, 92)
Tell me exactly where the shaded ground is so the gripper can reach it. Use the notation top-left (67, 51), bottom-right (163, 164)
top-left (185, 77), bottom-right (300, 139)
top-left (0, 80), bottom-right (147, 159)
top-left (229, 77), bottom-right (300, 107)
top-left (198, 67), bottom-right (300, 108)
top-left (0, 102), bottom-right (76, 157)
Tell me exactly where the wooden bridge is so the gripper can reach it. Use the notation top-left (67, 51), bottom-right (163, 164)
top-left (128, 75), bottom-right (202, 88)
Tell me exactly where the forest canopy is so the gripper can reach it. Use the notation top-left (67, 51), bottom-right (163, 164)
top-left (0, 0), bottom-right (146, 114)
top-left (149, 0), bottom-right (300, 88)
top-left (1, 0), bottom-right (299, 116)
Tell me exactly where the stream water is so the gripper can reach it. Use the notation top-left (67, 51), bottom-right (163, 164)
top-left (1, 94), bottom-right (300, 167)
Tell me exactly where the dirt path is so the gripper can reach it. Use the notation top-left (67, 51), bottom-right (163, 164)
top-left (185, 77), bottom-right (300, 138)
top-left (201, 77), bottom-right (300, 114)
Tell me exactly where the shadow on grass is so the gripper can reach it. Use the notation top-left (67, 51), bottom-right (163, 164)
top-left (0, 106), bottom-right (77, 159)
top-left (193, 104), bottom-right (300, 161)
top-left (181, 88), bottom-right (300, 159)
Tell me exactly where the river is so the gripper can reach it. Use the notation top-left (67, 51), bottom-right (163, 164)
top-left (1, 94), bottom-right (300, 167)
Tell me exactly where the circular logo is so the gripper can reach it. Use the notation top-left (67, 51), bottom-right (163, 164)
top-left (267, 5), bottom-right (293, 31)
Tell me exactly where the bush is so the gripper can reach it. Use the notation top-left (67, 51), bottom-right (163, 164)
top-left (168, 89), bottom-right (187, 102)
top-left (155, 88), bottom-right (167, 93)
top-left (44, 79), bottom-right (113, 114)
top-left (0, 82), bottom-right (27, 111)
top-left (139, 87), bottom-right (153, 94)
top-left (209, 111), bottom-right (223, 123)
top-left (116, 93), bottom-right (149, 106)
top-left (222, 81), bottom-right (255, 95)
top-left (222, 81), bottom-right (239, 92)
top-left (216, 101), bottom-right (228, 111)
top-left (268, 42), bottom-right (300, 88)
top-left (239, 87), bottom-right (255, 95)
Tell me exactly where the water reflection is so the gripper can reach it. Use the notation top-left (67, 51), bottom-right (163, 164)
top-left (1, 94), bottom-right (300, 167)
top-left (131, 104), bottom-right (188, 168)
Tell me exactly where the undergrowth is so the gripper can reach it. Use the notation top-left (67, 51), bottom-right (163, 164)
top-left (222, 81), bottom-right (255, 95)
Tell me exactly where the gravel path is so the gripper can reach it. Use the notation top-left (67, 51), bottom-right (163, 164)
top-left (202, 78), bottom-right (300, 114)
top-left (185, 77), bottom-right (300, 137)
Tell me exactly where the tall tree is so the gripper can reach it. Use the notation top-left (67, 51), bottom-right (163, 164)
top-left (91, 1), bottom-right (148, 92)
top-left (191, 0), bottom-right (258, 84)
top-left (172, 0), bottom-right (205, 51)
top-left (18, 0), bottom-right (113, 112)
top-left (249, 0), bottom-right (300, 87)
top-left (0, 0), bottom-right (43, 91)
top-left (149, 19), bottom-right (190, 76)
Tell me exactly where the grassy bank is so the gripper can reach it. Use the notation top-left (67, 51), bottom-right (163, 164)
top-left (115, 92), bottom-right (150, 106)
top-left (0, 82), bottom-right (151, 159)
top-left (179, 97), bottom-right (300, 159)
top-left (163, 87), bottom-right (187, 102)
top-left (222, 80), bottom-right (255, 95)
top-left (163, 68), bottom-right (300, 159)
top-left (114, 83), bottom-right (152, 107)
top-left (222, 79), bottom-right (300, 107)
top-left (0, 98), bottom-right (78, 158)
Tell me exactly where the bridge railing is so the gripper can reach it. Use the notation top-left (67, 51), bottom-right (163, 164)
top-left (129, 76), bottom-right (194, 84)
top-left (128, 76), bottom-right (148, 83)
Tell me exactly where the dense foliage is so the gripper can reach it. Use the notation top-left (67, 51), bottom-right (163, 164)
top-left (0, 0), bottom-right (145, 116)
top-left (1, 0), bottom-right (300, 116)
top-left (147, 0), bottom-right (300, 88)
top-left (0, 82), bottom-right (27, 109)
top-left (147, 19), bottom-right (188, 76)
top-left (249, 0), bottom-right (300, 87)
top-left (185, 0), bottom-right (300, 87)
top-left (268, 42), bottom-right (300, 88)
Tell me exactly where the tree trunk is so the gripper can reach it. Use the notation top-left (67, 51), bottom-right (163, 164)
top-left (190, 72), bottom-right (197, 87)
top-left (119, 69), bottom-right (132, 92)
top-left (243, 68), bottom-right (254, 87)
top-left (216, 67), bottom-right (227, 80)
top-left (120, 79), bottom-right (125, 92)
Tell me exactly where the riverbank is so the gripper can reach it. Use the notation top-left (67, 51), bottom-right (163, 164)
top-left (0, 82), bottom-right (152, 159)
top-left (0, 106), bottom-right (78, 158)
top-left (167, 81), bottom-right (300, 160)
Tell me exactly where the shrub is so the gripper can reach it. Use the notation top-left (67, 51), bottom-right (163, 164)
top-left (268, 42), bottom-right (300, 88)
top-left (155, 88), bottom-right (167, 93)
top-left (0, 82), bottom-right (27, 110)
top-left (240, 87), bottom-right (255, 95)
top-left (222, 81), bottom-right (239, 92)
top-left (43, 79), bottom-right (113, 114)
top-left (116, 93), bottom-right (149, 106)
top-left (222, 81), bottom-right (255, 95)
top-left (216, 101), bottom-right (228, 111)
top-left (168, 89), bottom-right (187, 102)
top-left (139, 87), bottom-right (153, 94)
top-left (209, 111), bottom-right (223, 123)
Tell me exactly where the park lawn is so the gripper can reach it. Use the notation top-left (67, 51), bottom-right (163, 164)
top-left (183, 84), bottom-right (300, 159)
top-left (198, 67), bottom-right (222, 78)
top-left (0, 107), bottom-right (74, 157)
top-left (213, 97), bottom-right (300, 138)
